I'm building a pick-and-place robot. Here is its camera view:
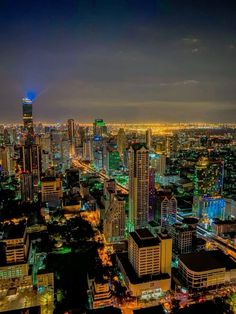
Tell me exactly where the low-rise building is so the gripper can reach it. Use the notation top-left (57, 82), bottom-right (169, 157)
top-left (178, 250), bottom-right (236, 289)
top-left (212, 219), bottom-right (236, 235)
top-left (87, 275), bottom-right (113, 309)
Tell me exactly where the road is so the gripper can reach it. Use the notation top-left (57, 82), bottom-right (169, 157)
top-left (72, 158), bottom-right (128, 195)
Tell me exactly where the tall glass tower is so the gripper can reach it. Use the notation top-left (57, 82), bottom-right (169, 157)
top-left (128, 143), bottom-right (149, 230)
top-left (22, 97), bottom-right (34, 137)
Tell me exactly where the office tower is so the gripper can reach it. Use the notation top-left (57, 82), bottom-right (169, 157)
top-left (21, 172), bottom-right (33, 202)
top-left (106, 147), bottom-right (121, 174)
top-left (67, 118), bottom-right (76, 156)
top-left (194, 157), bottom-right (224, 197)
top-left (19, 144), bottom-right (42, 185)
top-left (128, 143), bottom-right (149, 230)
top-left (83, 139), bottom-right (93, 161)
top-left (93, 119), bottom-right (107, 138)
top-left (103, 193), bottom-right (126, 243)
top-left (149, 168), bottom-right (156, 221)
top-left (67, 118), bottom-right (75, 141)
top-left (39, 134), bottom-right (52, 174)
top-left (117, 128), bottom-right (128, 158)
top-left (158, 232), bottom-right (172, 275)
top-left (193, 157), bottom-right (224, 218)
top-left (169, 223), bottom-right (195, 255)
top-left (155, 190), bottom-right (177, 228)
top-left (22, 97), bottom-right (34, 143)
top-left (117, 228), bottom-right (172, 297)
top-left (158, 154), bottom-right (166, 176)
top-left (149, 153), bottom-right (166, 176)
top-left (93, 147), bottom-right (103, 170)
top-left (145, 128), bottom-right (152, 149)
top-left (41, 177), bottom-right (63, 205)
top-left (61, 138), bottom-right (71, 171)
top-left (128, 229), bottom-right (161, 277)
top-left (0, 145), bottom-right (15, 175)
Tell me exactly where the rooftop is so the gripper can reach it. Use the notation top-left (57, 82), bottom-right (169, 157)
top-left (129, 143), bottom-right (148, 151)
top-left (1, 223), bottom-right (26, 240)
top-left (130, 228), bottom-right (160, 248)
top-left (213, 219), bottom-right (236, 225)
top-left (41, 176), bottom-right (58, 182)
top-left (179, 249), bottom-right (236, 272)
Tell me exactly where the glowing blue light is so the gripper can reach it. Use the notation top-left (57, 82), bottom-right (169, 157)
top-left (26, 90), bottom-right (37, 101)
top-left (94, 135), bottom-right (101, 141)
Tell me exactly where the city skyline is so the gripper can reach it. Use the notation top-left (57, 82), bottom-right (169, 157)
top-left (0, 0), bottom-right (236, 123)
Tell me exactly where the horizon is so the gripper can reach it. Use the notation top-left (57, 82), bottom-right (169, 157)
top-left (0, 0), bottom-right (236, 123)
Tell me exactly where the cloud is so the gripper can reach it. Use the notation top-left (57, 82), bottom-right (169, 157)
top-left (191, 48), bottom-right (199, 53)
top-left (182, 37), bottom-right (200, 44)
top-left (159, 80), bottom-right (199, 87)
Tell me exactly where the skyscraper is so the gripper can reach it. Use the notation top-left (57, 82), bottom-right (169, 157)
top-left (67, 118), bottom-right (75, 142)
top-left (20, 172), bottom-right (33, 203)
top-left (22, 97), bottom-right (34, 141)
top-left (19, 144), bottom-right (42, 185)
top-left (193, 156), bottom-right (224, 218)
top-left (93, 119), bottom-right (107, 139)
top-left (145, 128), bottom-right (152, 149)
top-left (128, 143), bottom-right (149, 230)
top-left (67, 119), bottom-right (75, 156)
top-left (154, 190), bottom-right (177, 228)
top-left (117, 128), bottom-right (128, 158)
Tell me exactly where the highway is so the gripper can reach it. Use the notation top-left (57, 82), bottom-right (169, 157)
top-left (72, 158), bottom-right (129, 195)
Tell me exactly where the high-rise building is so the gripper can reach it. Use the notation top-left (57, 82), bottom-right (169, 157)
top-left (67, 118), bottom-right (76, 156)
top-left (117, 228), bottom-right (172, 297)
top-left (41, 177), bottom-right (63, 205)
top-left (117, 128), bottom-right (128, 158)
top-left (20, 172), bottom-right (33, 203)
top-left (0, 145), bottom-right (15, 175)
top-left (19, 144), bottom-right (42, 185)
top-left (128, 143), bottom-right (149, 230)
top-left (193, 157), bottom-right (224, 217)
top-left (83, 139), bottom-right (93, 161)
top-left (194, 157), bottom-right (224, 197)
top-left (145, 128), bottom-right (152, 149)
top-left (93, 119), bottom-right (107, 139)
top-left (154, 190), bottom-right (177, 228)
top-left (103, 193), bottom-right (126, 243)
top-left (169, 223), bottom-right (195, 255)
top-left (128, 229), bottom-right (161, 277)
top-left (106, 147), bottom-right (121, 174)
top-left (67, 118), bottom-right (75, 141)
top-left (22, 97), bottom-right (34, 143)
top-left (149, 153), bottom-right (166, 176)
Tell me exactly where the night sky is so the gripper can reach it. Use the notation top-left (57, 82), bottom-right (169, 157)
top-left (0, 0), bottom-right (236, 123)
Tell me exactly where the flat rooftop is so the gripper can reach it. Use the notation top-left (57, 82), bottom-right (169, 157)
top-left (117, 253), bottom-right (170, 285)
top-left (179, 249), bottom-right (236, 272)
top-left (130, 228), bottom-right (160, 248)
top-left (1, 223), bottom-right (26, 240)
